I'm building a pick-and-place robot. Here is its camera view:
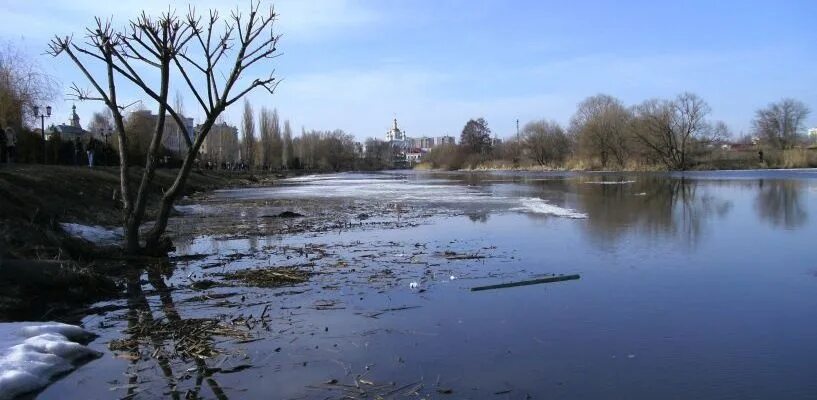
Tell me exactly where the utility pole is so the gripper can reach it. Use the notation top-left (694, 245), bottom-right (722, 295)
top-left (516, 119), bottom-right (521, 159)
top-left (516, 119), bottom-right (519, 138)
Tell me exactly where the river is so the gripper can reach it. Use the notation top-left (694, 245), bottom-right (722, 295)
top-left (37, 170), bottom-right (817, 399)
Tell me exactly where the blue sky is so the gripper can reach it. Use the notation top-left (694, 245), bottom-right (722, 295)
top-left (2, 0), bottom-right (816, 140)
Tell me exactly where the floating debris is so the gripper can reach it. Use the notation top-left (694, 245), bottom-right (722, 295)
top-left (218, 267), bottom-right (311, 288)
top-left (440, 251), bottom-right (486, 260)
top-left (471, 274), bottom-right (581, 292)
top-left (260, 211), bottom-right (305, 218)
top-left (110, 317), bottom-right (251, 360)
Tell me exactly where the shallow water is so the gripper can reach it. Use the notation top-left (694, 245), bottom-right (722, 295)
top-left (39, 170), bottom-right (817, 399)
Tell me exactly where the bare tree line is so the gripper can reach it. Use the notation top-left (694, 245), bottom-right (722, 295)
top-left (426, 93), bottom-right (812, 171)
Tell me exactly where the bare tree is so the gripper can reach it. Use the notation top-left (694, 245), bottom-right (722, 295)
top-left (460, 118), bottom-right (492, 155)
top-left (363, 138), bottom-right (392, 169)
top-left (523, 120), bottom-right (571, 166)
top-left (292, 128), bottom-right (357, 171)
top-left (49, 3), bottom-right (280, 254)
top-left (269, 108), bottom-right (282, 169)
top-left (257, 106), bottom-right (271, 169)
top-left (282, 119), bottom-right (293, 169)
top-left (123, 107), bottom-right (156, 166)
top-left (87, 109), bottom-right (114, 135)
top-left (751, 98), bottom-right (810, 149)
top-left (570, 94), bottom-right (631, 169)
top-left (0, 42), bottom-right (59, 129)
top-left (257, 107), bottom-right (282, 170)
top-left (631, 93), bottom-right (721, 170)
top-left (241, 99), bottom-right (256, 167)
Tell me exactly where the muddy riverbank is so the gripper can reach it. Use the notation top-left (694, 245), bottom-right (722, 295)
top-left (0, 165), bottom-right (283, 322)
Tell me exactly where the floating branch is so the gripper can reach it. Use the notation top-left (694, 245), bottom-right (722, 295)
top-left (470, 274), bottom-right (580, 292)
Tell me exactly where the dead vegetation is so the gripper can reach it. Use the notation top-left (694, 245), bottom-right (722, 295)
top-left (109, 316), bottom-right (251, 360)
top-left (218, 266), bottom-right (312, 288)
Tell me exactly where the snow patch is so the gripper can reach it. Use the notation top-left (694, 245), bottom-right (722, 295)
top-left (0, 322), bottom-right (99, 400)
top-left (512, 198), bottom-right (588, 219)
top-left (59, 223), bottom-right (122, 245)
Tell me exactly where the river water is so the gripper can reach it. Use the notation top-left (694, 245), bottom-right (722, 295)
top-left (39, 170), bottom-right (817, 399)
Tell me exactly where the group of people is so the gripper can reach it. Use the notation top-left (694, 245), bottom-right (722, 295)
top-left (72, 136), bottom-right (97, 167)
top-left (201, 160), bottom-right (251, 171)
top-left (0, 127), bottom-right (16, 164)
top-left (0, 126), bottom-right (98, 166)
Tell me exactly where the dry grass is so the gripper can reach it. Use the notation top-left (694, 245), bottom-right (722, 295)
top-left (778, 149), bottom-right (817, 168)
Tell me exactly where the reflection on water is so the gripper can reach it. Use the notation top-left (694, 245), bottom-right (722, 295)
top-left (755, 180), bottom-right (808, 229)
top-left (576, 177), bottom-right (733, 247)
top-left (41, 169), bottom-right (817, 400)
top-left (115, 264), bottom-right (232, 399)
top-left (465, 210), bottom-right (490, 223)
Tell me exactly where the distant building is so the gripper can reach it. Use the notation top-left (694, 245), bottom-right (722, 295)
top-left (436, 135), bottom-right (455, 146)
top-left (385, 118), bottom-right (406, 142)
top-left (49, 105), bottom-right (89, 141)
top-left (382, 119), bottom-right (458, 165)
top-left (127, 109), bottom-right (195, 155)
top-left (405, 148), bottom-right (423, 165)
top-left (419, 136), bottom-right (434, 149)
top-left (163, 116), bottom-right (195, 155)
top-left (387, 118), bottom-right (414, 156)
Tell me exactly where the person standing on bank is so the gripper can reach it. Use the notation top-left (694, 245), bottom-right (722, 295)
top-left (86, 137), bottom-right (96, 168)
top-left (5, 127), bottom-right (16, 164)
top-left (0, 126), bottom-right (6, 164)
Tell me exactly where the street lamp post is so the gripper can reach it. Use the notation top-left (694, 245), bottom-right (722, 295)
top-left (33, 105), bottom-right (52, 163)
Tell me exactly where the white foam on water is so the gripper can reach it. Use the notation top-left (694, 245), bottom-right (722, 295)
top-left (283, 173), bottom-right (381, 183)
top-left (216, 173), bottom-right (591, 220)
top-left (59, 223), bottom-right (122, 245)
top-left (0, 322), bottom-right (99, 400)
top-left (584, 180), bottom-right (636, 185)
top-left (174, 204), bottom-right (215, 215)
top-left (512, 197), bottom-right (588, 219)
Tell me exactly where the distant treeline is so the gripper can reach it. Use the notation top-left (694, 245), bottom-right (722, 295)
top-left (424, 93), bottom-right (816, 171)
top-left (235, 101), bottom-right (393, 171)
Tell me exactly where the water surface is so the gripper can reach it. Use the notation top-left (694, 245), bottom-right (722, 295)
top-left (40, 170), bottom-right (817, 399)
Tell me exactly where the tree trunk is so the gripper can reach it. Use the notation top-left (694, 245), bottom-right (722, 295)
top-left (144, 118), bottom-right (215, 253)
top-left (124, 217), bottom-right (141, 255)
top-left (128, 61), bottom-right (171, 255)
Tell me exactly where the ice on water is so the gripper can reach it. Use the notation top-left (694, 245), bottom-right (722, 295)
top-left (220, 173), bottom-right (590, 219)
